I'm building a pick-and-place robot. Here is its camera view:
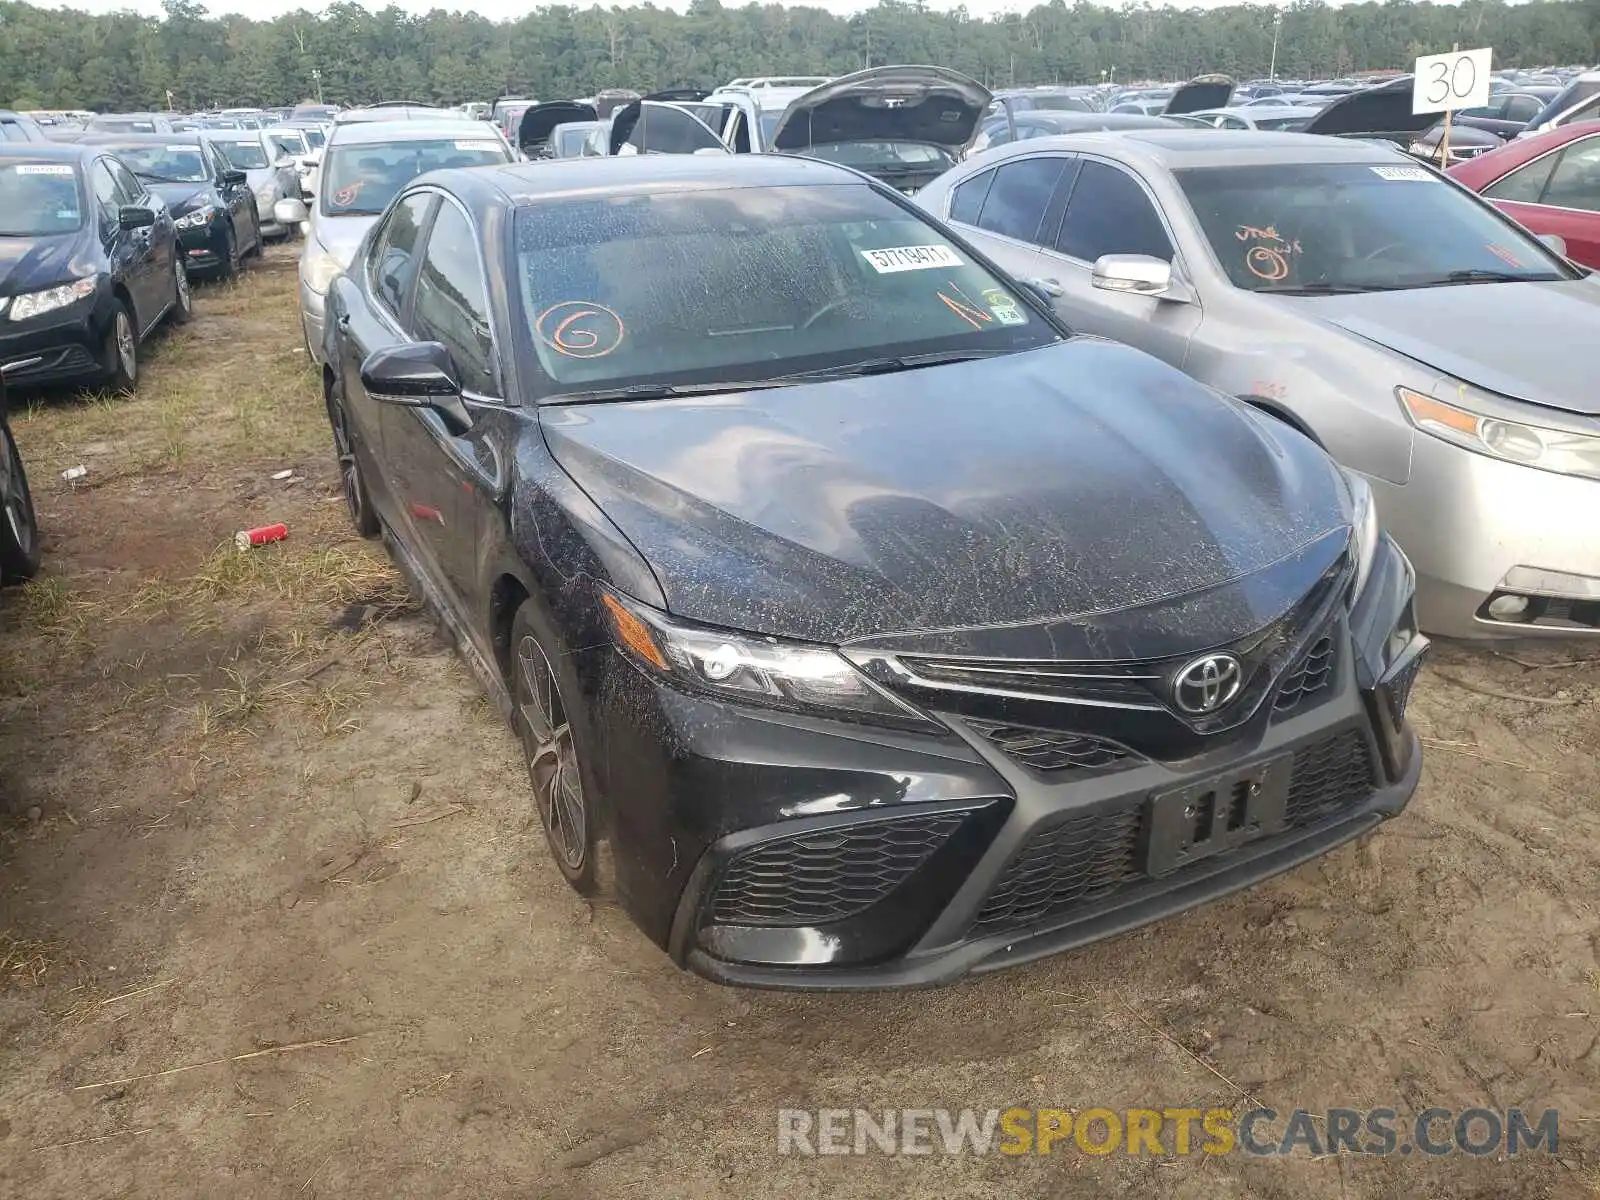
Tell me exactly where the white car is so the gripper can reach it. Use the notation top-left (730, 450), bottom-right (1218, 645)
top-left (205, 129), bottom-right (302, 239)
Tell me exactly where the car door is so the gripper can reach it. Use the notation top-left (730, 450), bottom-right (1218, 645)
top-left (941, 153), bottom-right (1072, 288)
top-left (100, 156), bottom-right (165, 326)
top-left (1483, 134), bottom-right (1600, 268)
top-left (1032, 156), bottom-right (1203, 368)
top-left (109, 156), bottom-right (176, 316)
top-left (383, 196), bottom-right (504, 607)
top-left (88, 158), bottom-right (157, 324)
top-left (209, 142), bottom-right (253, 244)
top-left (337, 191), bottom-right (438, 528)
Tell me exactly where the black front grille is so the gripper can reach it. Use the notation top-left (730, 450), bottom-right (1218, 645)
top-left (1384, 657), bottom-right (1424, 724)
top-left (710, 813), bottom-right (965, 927)
top-left (1273, 635), bottom-right (1336, 715)
top-left (1285, 730), bottom-right (1375, 826)
top-left (968, 719), bottom-right (1137, 774)
top-left (972, 727), bottom-right (1377, 938)
top-left (971, 807), bottom-right (1142, 936)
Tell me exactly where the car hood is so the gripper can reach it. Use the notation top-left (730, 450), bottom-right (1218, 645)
top-left (1302, 76), bottom-right (1437, 140)
top-left (541, 339), bottom-right (1352, 658)
top-left (771, 66), bottom-right (991, 154)
top-left (1308, 282), bottom-right (1600, 416)
top-left (518, 101), bottom-right (598, 149)
top-left (313, 214), bottom-right (379, 267)
top-left (0, 232), bottom-right (93, 299)
top-left (145, 181), bottom-right (210, 213)
top-left (1164, 75), bottom-right (1235, 116)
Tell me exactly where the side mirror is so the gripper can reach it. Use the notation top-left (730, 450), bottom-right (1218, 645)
top-left (302, 154), bottom-right (321, 168)
top-left (359, 342), bottom-right (472, 433)
top-left (275, 155), bottom-right (295, 169)
top-left (274, 197), bottom-right (309, 225)
top-left (1091, 253), bottom-right (1173, 297)
top-left (1538, 233), bottom-right (1568, 258)
top-left (118, 205), bottom-right (156, 230)
top-left (221, 169), bottom-right (248, 187)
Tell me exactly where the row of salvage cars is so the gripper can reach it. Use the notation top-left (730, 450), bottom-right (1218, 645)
top-left (291, 61), bottom-right (1595, 990)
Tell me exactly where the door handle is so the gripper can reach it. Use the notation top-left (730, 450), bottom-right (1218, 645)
top-left (1024, 276), bottom-right (1065, 298)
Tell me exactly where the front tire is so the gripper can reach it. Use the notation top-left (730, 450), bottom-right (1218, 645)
top-left (510, 601), bottom-right (599, 895)
top-left (101, 300), bottom-right (137, 392)
top-left (169, 255), bottom-right (193, 325)
top-left (0, 420), bottom-right (40, 585)
top-left (217, 223), bottom-right (240, 280)
top-left (325, 377), bottom-right (379, 538)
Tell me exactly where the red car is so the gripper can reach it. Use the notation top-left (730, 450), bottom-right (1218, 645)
top-left (1448, 121), bottom-right (1600, 268)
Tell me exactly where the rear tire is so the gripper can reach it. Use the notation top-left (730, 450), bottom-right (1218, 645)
top-left (0, 420), bottom-right (40, 585)
top-left (510, 601), bottom-right (599, 896)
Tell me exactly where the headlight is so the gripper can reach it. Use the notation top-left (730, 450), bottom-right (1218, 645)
top-left (1343, 468), bottom-right (1379, 598)
top-left (600, 589), bottom-right (930, 726)
top-left (6, 277), bottom-right (97, 322)
top-left (301, 245), bottom-right (344, 294)
top-left (1398, 384), bottom-right (1600, 482)
top-left (173, 205), bottom-right (216, 230)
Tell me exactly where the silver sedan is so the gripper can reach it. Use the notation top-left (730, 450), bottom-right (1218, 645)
top-left (916, 130), bottom-right (1600, 638)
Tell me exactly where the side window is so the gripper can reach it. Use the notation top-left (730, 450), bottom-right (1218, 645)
top-left (975, 157), bottom-right (1067, 245)
top-left (1539, 139), bottom-right (1600, 212)
top-left (0, 121), bottom-right (27, 143)
top-left (1559, 95), bottom-right (1600, 127)
top-left (1505, 96), bottom-right (1543, 123)
top-left (208, 144), bottom-right (231, 180)
top-left (1054, 160), bottom-right (1173, 263)
top-left (89, 160), bottom-right (121, 222)
top-left (409, 203), bottom-right (497, 397)
top-left (948, 168), bottom-right (995, 225)
top-left (1220, 115), bottom-right (1249, 130)
top-left (368, 192), bottom-right (435, 317)
top-left (109, 159), bottom-right (142, 203)
top-left (1484, 152), bottom-right (1560, 204)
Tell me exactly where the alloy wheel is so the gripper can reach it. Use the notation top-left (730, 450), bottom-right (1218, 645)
top-left (115, 312), bottom-right (136, 381)
top-left (0, 431), bottom-right (34, 561)
top-left (517, 633), bottom-right (587, 873)
top-left (174, 259), bottom-right (192, 314)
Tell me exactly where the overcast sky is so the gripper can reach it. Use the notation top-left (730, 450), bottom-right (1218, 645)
top-left (45, 0), bottom-right (1352, 21)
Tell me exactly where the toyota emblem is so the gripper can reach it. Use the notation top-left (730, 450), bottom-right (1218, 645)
top-left (1172, 654), bottom-right (1243, 715)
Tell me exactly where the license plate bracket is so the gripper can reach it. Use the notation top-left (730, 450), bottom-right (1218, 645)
top-left (1143, 754), bottom-right (1292, 878)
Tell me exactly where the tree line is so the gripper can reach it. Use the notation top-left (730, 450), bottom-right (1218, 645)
top-left (1, 0), bottom-right (1596, 113)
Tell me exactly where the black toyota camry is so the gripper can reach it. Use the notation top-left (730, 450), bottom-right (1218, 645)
top-left (82, 134), bottom-right (262, 280)
top-left (320, 154), bottom-right (1428, 989)
top-left (0, 142), bottom-right (191, 392)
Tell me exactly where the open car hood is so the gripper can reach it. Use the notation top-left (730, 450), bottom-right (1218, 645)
top-left (518, 101), bottom-right (598, 150)
top-left (1163, 75), bottom-right (1235, 116)
top-left (771, 65), bottom-right (991, 153)
top-left (608, 101), bottom-right (727, 156)
top-left (1302, 76), bottom-right (1437, 141)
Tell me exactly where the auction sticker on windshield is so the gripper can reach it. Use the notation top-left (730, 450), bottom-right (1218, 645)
top-left (1370, 166), bottom-right (1432, 182)
top-left (454, 140), bottom-right (501, 152)
top-left (14, 164), bottom-right (75, 176)
top-left (861, 244), bottom-right (963, 273)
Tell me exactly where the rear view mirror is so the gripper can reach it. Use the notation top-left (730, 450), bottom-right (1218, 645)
top-left (1091, 253), bottom-right (1173, 297)
top-left (1538, 233), bottom-right (1568, 258)
top-left (118, 205), bottom-right (156, 230)
top-left (274, 198), bottom-right (309, 225)
top-left (359, 341), bottom-right (472, 433)
top-left (221, 169), bottom-right (248, 187)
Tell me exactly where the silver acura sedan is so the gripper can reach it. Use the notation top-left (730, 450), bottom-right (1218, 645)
top-left (917, 129), bottom-right (1600, 638)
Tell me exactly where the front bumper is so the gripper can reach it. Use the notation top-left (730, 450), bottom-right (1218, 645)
top-left (1373, 431), bottom-right (1600, 637)
top-left (177, 224), bottom-right (226, 275)
top-left (0, 294), bottom-right (109, 388)
top-left (592, 539), bottom-right (1427, 990)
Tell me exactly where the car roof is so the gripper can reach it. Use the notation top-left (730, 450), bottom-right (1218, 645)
top-left (82, 132), bottom-right (204, 145)
top-left (328, 119), bottom-right (501, 147)
top-left (1028, 127), bottom-right (1410, 168)
top-left (467, 152), bottom-right (861, 205)
top-left (0, 141), bottom-right (91, 161)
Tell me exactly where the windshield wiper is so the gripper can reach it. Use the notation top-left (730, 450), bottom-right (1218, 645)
top-left (1408, 268), bottom-right (1563, 287)
top-left (543, 379), bottom-right (802, 404)
top-left (133, 171), bottom-right (192, 184)
top-left (1253, 282), bottom-right (1402, 295)
top-left (786, 349), bottom-right (1011, 379)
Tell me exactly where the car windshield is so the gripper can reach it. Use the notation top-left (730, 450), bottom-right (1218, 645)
top-left (556, 126), bottom-right (590, 156)
top-left (93, 119), bottom-right (157, 133)
top-left (301, 127), bottom-right (326, 149)
top-left (513, 182), bottom-right (1058, 396)
top-left (1175, 161), bottom-right (1572, 293)
top-left (266, 131), bottom-right (307, 157)
top-left (1252, 114), bottom-right (1315, 131)
top-left (114, 144), bottom-right (208, 182)
top-left (216, 140), bottom-right (270, 170)
top-left (798, 142), bottom-right (955, 169)
top-left (0, 161), bottom-right (84, 235)
top-left (1027, 95), bottom-right (1093, 112)
top-left (321, 136), bottom-right (509, 215)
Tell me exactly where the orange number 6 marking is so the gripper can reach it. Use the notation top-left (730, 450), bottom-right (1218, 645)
top-left (536, 300), bottom-right (626, 359)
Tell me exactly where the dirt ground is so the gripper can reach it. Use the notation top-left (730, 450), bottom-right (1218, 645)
top-left (0, 247), bottom-right (1595, 1199)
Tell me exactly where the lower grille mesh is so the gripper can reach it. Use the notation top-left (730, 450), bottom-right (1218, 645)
top-left (969, 720), bottom-right (1135, 774)
top-left (1273, 635), bottom-right (1336, 715)
top-left (710, 813), bottom-right (964, 927)
top-left (973, 728), bottom-right (1377, 938)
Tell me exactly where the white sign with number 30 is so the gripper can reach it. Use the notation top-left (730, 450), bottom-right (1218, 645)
top-left (1412, 47), bottom-right (1493, 115)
